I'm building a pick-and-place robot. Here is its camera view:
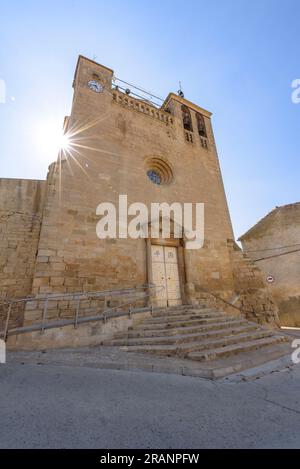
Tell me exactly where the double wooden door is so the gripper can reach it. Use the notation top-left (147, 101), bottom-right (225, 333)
top-left (151, 245), bottom-right (182, 307)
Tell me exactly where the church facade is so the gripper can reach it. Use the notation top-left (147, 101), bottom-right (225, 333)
top-left (0, 56), bottom-right (279, 331)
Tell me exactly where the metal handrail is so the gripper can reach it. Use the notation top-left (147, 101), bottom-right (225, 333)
top-left (0, 284), bottom-right (165, 341)
top-left (0, 284), bottom-right (158, 306)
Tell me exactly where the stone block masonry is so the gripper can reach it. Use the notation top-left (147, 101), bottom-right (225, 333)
top-left (0, 179), bottom-right (46, 329)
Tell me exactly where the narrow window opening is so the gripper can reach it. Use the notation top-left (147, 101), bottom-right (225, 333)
top-left (181, 105), bottom-right (193, 132)
top-left (196, 113), bottom-right (207, 138)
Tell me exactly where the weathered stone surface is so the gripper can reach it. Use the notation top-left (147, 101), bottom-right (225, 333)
top-left (240, 203), bottom-right (300, 326)
top-left (0, 179), bottom-right (46, 329)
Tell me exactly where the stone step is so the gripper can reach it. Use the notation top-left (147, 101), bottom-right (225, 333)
top-left (102, 302), bottom-right (288, 370)
top-left (187, 335), bottom-right (287, 362)
top-left (122, 329), bottom-right (276, 356)
top-left (103, 323), bottom-right (260, 347)
top-left (152, 305), bottom-right (194, 314)
top-left (151, 307), bottom-right (221, 318)
top-left (132, 315), bottom-right (241, 331)
top-left (116, 318), bottom-right (251, 339)
top-left (142, 311), bottom-right (230, 324)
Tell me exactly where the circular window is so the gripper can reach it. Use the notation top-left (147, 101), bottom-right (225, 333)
top-left (147, 170), bottom-right (161, 185)
top-left (145, 158), bottom-right (173, 185)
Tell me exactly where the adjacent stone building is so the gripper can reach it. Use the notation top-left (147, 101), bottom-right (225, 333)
top-left (0, 56), bottom-right (279, 333)
top-left (239, 202), bottom-right (300, 327)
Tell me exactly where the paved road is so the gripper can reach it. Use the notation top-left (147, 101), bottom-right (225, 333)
top-left (0, 358), bottom-right (300, 449)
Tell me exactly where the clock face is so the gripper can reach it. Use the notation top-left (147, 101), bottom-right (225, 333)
top-left (87, 80), bottom-right (103, 93)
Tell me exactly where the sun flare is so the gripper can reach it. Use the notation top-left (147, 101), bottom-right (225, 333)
top-left (35, 120), bottom-right (72, 160)
top-left (58, 133), bottom-right (71, 153)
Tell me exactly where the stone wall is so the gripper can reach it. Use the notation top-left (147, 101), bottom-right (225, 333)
top-left (227, 240), bottom-right (279, 325)
top-left (189, 239), bottom-right (279, 326)
top-left (7, 310), bottom-right (152, 350)
top-left (240, 203), bottom-right (300, 327)
top-left (0, 178), bottom-right (46, 330)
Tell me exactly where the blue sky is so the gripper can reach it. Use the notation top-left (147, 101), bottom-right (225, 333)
top-left (1, 0), bottom-right (299, 239)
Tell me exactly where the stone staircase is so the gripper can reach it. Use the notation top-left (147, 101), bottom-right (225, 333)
top-left (102, 305), bottom-right (288, 364)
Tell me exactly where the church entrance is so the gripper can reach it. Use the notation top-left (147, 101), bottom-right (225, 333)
top-left (151, 245), bottom-right (182, 307)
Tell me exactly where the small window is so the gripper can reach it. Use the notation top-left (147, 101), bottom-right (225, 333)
top-left (181, 105), bottom-right (193, 132)
top-left (196, 113), bottom-right (207, 138)
top-left (146, 158), bottom-right (173, 185)
top-left (147, 170), bottom-right (161, 185)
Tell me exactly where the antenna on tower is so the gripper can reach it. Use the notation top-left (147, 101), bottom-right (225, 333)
top-left (178, 81), bottom-right (184, 98)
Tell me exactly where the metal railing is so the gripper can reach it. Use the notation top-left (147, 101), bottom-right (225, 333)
top-left (0, 284), bottom-right (164, 342)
